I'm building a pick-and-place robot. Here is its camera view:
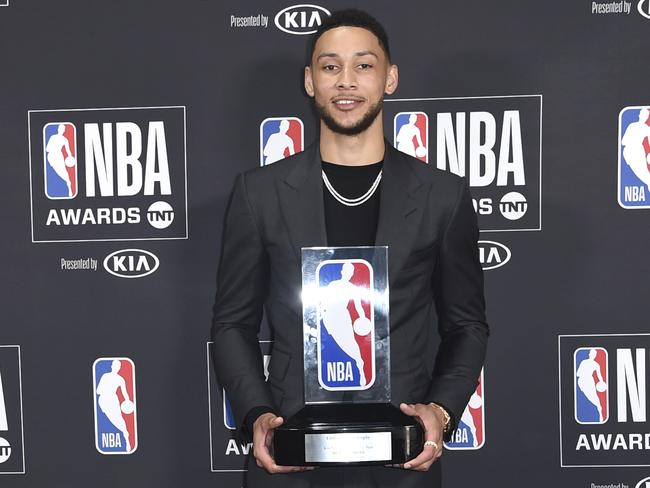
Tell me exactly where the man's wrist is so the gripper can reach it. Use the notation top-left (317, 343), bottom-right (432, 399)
top-left (429, 402), bottom-right (451, 432)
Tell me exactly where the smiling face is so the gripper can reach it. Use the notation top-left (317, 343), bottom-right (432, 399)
top-left (305, 26), bottom-right (398, 136)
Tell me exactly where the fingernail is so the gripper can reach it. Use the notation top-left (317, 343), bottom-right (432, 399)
top-left (404, 463), bottom-right (411, 469)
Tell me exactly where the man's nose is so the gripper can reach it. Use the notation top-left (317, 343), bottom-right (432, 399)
top-left (337, 66), bottom-right (357, 89)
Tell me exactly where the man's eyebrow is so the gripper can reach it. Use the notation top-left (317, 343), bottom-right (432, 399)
top-left (353, 50), bottom-right (379, 59)
top-left (316, 52), bottom-right (340, 61)
top-left (316, 50), bottom-right (379, 61)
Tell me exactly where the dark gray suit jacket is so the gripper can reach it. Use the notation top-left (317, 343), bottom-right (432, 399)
top-left (211, 141), bottom-right (489, 487)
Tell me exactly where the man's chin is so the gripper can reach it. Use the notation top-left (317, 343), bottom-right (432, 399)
top-left (315, 99), bottom-right (383, 137)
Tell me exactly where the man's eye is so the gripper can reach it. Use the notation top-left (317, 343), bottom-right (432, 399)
top-left (358, 63), bottom-right (373, 69)
top-left (323, 65), bottom-right (338, 71)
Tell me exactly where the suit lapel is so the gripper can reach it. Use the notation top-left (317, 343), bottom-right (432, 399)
top-left (375, 143), bottom-right (427, 278)
top-left (278, 142), bottom-right (328, 262)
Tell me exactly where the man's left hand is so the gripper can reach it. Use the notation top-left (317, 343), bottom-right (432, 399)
top-left (397, 402), bottom-right (444, 471)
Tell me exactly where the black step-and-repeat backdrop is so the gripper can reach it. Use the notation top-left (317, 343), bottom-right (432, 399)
top-left (1, 1), bottom-right (650, 487)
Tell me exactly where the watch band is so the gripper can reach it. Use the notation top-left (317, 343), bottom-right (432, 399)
top-left (429, 402), bottom-right (451, 432)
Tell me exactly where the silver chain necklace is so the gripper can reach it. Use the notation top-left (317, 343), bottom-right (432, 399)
top-left (321, 169), bottom-right (382, 207)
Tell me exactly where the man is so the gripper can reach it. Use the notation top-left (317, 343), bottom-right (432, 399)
top-left (211, 9), bottom-right (488, 487)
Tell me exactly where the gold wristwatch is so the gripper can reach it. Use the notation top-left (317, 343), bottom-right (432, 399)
top-left (429, 403), bottom-right (451, 432)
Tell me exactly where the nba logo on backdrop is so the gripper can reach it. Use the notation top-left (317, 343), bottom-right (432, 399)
top-left (445, 370), bottom-right (485, 449)
top-left (316, 260), bottom-right (375, 391)
top-left (574, 347), bottom-right (608, 424)
top-left (93, 358), bottom-right (137, 454)
top-left (260, 117), bottom-right (304, 166)
top-left (559, 333), bottom-right (650, 467)
top-left (28, 106), bottom-right (188, 242)
top-left (43, 122), bottom-right (77, 199)
top-left (394, 112), bottom-right (428, 162)
top-left (618, 106), bottom-right (650, 208)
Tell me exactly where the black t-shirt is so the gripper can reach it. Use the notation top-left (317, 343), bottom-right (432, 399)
top-left (322, 160), bottom-right (383, 246)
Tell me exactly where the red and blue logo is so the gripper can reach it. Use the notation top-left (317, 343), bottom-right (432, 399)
top-left (43, 122), bottom-right (77, 199)
top-left (619, 106), bottom-right (650, 208)
top-left (574, 347), bottom-right (609, 424)
top-left (394, 111), bottom-right (428, 163)
top-left (93, 357), bottom-right (138, 454)
top-left (259, 117), bottom-right (303, 166)
top-left (445, 370), bottom-right (485, 449)
top-left (317, 260), bottom-right (374, 391)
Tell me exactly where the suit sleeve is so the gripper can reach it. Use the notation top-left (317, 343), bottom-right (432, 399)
top-left (426, 179), bottom-right (489, 439)
top-left (211, 173), bottom-right (275, 435)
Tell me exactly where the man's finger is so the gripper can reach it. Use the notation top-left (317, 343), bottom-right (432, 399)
top-left (403, 446), bottom-right (436, 470)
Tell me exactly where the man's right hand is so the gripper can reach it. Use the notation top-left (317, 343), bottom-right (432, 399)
top-left (252, 412), bottom-right (313, 474)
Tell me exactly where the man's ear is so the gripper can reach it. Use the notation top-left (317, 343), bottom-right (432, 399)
top-left (385, 64), bottom-right (398, 96)
top-left (304, 66), bottom-right (315, 97)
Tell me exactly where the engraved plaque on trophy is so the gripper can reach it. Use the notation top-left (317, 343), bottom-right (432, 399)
top-left (273, 246), bottom-right (424, 466)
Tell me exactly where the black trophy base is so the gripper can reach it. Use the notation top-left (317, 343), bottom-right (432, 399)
top-left (273, 403), bottom-right (424, 467)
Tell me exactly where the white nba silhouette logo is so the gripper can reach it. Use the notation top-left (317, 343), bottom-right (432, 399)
top-left (394, 112), bottom-right (428, 162)
top-left (621, 107), bottom-right (650, 191)
top-left (260, 117), bottom-right (304, 166)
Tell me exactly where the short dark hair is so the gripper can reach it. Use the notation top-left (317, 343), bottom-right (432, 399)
top-left (309, 9), bottom-right (391, 63)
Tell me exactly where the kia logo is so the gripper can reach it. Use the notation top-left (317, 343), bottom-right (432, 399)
top-left (478, 240), bottom-right (511, 270)
top-left (274, 4), bottom-right (331, 35)
top-left (103, 249), bottom-right (159, 278)
top-left (636, 477), bottom-right (650, 488)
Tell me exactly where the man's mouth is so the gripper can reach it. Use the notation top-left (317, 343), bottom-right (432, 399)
top-left (333, 97), bottom-right (364, 111)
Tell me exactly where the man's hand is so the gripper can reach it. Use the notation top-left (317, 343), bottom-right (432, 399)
top-left (397, 403), bottom-right (445, 471)
top-left (252, 412), bottom-right (313, 474)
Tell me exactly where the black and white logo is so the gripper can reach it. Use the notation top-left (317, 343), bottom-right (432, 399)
top-left (274, 4), bottom-right (331, 35)
top-left (636, 476), bottom-right (650, 488)
top-left (499, 192), bottom-right (528, 220)
top-left (0, 346), bottom-right (25, 474)
top-left (103, 249), bottom-right (159, 278)
top-left (478, 240), bottom-right (511, 270)
top-left (386, 95), bottom-right (542, 232)
top-left (28, 106), bottom-right (188, 243)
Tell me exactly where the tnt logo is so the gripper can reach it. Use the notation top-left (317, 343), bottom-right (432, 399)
top-left (316, 260), bottom-right (374, 391)
top-left (394, 112), bottom-right (428, 162)
top-left (260, 117), bottom-right (304, 166)
top-left (93, 358), bottom-right (137, 455)
top-left (445, 370), bottom-right (485, 449)
top-left (43, 122), bottom-right (77, 199)
top-left (618, 106), bottom-right (650, 208)
top-left (499, 191), bottom-right (527, 220)
top-left (574, 347), bottom-right (609, 424)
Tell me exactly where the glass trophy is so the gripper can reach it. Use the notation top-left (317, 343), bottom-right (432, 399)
top-left (273, 246), bottom-right (424, 466)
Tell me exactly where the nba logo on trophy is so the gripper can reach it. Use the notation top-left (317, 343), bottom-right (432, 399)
top-left (43, 122), bottom-right (77, 199)
top-left (316, 259), bottom-right (375, 391)
top-left (260, 117), bottom-right (304, 166)
top-left (93, 358), bottom-right (138, 454)
top-left (574, 347), bottom-right (609, 424)
top-left (394, 112), bottom-right (428, 163)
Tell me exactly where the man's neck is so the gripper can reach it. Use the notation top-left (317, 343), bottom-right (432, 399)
top-left (319, 117), bottom-right (385, 166)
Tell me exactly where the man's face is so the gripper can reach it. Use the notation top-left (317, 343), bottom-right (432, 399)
top-left (305, 26), bottom-right (398, 136)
